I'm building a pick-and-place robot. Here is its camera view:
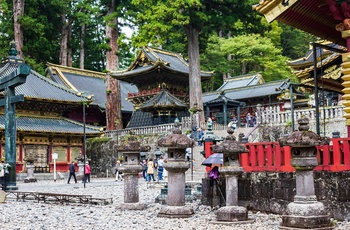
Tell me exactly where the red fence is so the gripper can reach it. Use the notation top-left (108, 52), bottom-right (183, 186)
top-left (240, 138), bottom-right (350, 172)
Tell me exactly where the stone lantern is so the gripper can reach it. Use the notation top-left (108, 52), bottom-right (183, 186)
top-left (278, 117), bottom-right (333, 229)
top-left (117, 130), bottom-right (150, 210)
top-left (157, 118), bottom-right (195, 218)
top-left (211, 128), bottom-right (250, 223)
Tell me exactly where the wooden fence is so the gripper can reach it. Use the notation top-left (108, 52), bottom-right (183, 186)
top-left (240, 138), bottom-right (350, 172)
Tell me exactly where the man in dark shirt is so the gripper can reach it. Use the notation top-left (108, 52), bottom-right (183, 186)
top-left (67, 161), bottom-right (77, 184)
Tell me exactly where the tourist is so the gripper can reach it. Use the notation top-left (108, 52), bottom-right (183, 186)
top-left (67, 161), bottom-right (77, 184)
top-left (141, 159), bottom-right (147, 181)
top-left (197, 128), bottom-right (204, 146)
top-left (115, 160), bottom-right (123, 181)
top-left (246, 113), bottom-right (253, 128)
top-left (157, 157), bottom-right (164, 181)
top-left (84, 162), bottom-right (91, 183)
top-left (147, 159), bottom-right (155, 182)
top-left (186, 147), bottom-right (191, 161)
top-left (0, 160), bottom-right (4, 189)
top-left (228, 116), bottom-right (237, 130)
top-left (192, 159), bottom-right (196, 171)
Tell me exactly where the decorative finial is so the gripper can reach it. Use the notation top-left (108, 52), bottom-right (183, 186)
top-left (8, 41), bottom-right (18, 56)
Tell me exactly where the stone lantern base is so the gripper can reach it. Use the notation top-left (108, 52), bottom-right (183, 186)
top-left (157, 206), bottom-right (194, 218)
top-left (215, 206), bottom-right (248, 222)
top-left (280, 202), bottom-right (333, 230)
top-left (24, 164), bottom-right (37, 183)
top-left (117, 202), bottom-right (147, 211)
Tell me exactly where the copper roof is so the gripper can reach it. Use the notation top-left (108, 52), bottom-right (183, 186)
top-left (111, 47), bottom-right (213, 86)
top-left (139, 89), bottom-right (188, 112)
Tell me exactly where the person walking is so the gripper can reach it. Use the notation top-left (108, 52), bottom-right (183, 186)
top-left (0, 160), bottom-right (4, 189)
top-left (147, 159), bottom-right (155, 182)
top-left (115, 160), bottom-right (123, 181)
top-left (67, 161), bottom-right (77, 184)
top-left (84, 162), bottom-right (91, 183)
top-left (157, 157), bottom-right (164, 181)
top-left (141, 159), bottom-right (147, 181)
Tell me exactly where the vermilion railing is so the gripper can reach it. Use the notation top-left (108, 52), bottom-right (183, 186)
top-left (239, 138), bottom-right (350, 172)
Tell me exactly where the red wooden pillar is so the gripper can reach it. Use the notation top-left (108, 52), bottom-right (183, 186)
top-left (249, 144), bottom-right (257, 170)
top-left (332, 138), bottom-right (342, 171)
top-left (257, 144), bottom-right (265, 170)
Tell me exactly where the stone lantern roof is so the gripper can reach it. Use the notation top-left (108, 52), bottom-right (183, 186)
top-left (157, 119), bottom-right (194, 148)
top-left (117, 130), bottom-right (150, 152)
top-left (212, 129), bottom-right (248, 154)
top-left (279, 117), bottom-right (330, 147)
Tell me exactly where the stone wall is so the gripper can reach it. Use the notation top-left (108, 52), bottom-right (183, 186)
top-left (86, 134), bottom-right (166, 176)
top-left (233, 171), bottom-right (350, 221)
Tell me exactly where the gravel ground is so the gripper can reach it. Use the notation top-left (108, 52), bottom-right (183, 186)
top-left (0, 179), bottom-right (349, 230)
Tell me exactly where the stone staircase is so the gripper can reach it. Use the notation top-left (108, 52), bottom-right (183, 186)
top-left (185, 127), bottom-right (254, 182)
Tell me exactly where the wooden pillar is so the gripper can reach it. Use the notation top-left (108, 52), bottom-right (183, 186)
top-left (341, 30), bottom-right (350, 137)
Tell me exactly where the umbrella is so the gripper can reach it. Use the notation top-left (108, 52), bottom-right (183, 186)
top-left (201, 153), bottom-right (223, 166)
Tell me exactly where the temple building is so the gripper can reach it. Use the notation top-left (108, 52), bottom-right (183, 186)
top-left (0, 52), bottom-right (102, 173)
top-left (45, 63), bottom-right (137, 128)
top-left (111, 47), bottom-right (213, 128)
top-left (287, 42), bottom-right (345, 106)
top-left (202, 73), bottom-right (299, 127)
top-left (254, 0), bottom-right (350, 136)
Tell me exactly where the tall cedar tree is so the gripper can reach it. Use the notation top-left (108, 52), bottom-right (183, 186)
top-left (132, 0), bottom-right (257, 125)
top-left (104, 0), bottom-right (122, 130)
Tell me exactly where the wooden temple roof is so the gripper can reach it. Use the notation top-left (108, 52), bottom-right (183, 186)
top-left (18, 70), bottom-right (92, 103)
top-left (254, 0), bottom-right (346, 47)
top-left (111, 47), bottom-right (213, 87)
top-left (203, 79), bottom-right (290, 103)
top-left (0, 115), bottom-right (102, 135)
top-left (217, 73), bottom-right (264, 91)
top-left (139, 89), bottom-right (188, 112)
top-left (288, 42), bottom-right (345, 93)
top-left (0, 55), bottom-right (102, 136)
top-left (46, 63), bottom-right (137, 112)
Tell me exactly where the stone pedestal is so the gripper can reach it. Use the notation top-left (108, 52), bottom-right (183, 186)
top-left (0, 190), bottom-right (6, 203)
top-left (156, 120), bottom-right (195, 218)
top-left (210, 129), bottom-right (251, 224)
top-left (157, 161), bottom-right (194, 217)
top-left (77, 161), bottom-right (84, 179)
top-left (115, 135), bottom-right (150, 211)
top-left (117, 163), bottom-right (147, 210)
top-left (24, 164), bottom-right (37, 183)
top-left (279, 117), bottom-right (333, 230)
top-left (215, 167), bottom-right (248, 222)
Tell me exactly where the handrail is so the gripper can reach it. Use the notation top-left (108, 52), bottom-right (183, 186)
top-left (256, 105), bottom-right (344, 125)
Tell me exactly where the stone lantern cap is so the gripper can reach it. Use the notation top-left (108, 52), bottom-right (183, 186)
top-left (279, 117), bottom-right (330, 147)
top-left (117, 130), bottom-right (150, 152)
top-left (157, 119), bottom-right (194, 148)
top-left (212, 129), bottom-right (248, 154)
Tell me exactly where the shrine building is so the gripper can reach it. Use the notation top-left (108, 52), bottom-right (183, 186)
top-left (111, 47), bottom-right (213, 128)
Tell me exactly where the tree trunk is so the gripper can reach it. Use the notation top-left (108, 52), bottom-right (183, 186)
top-left (184, 24), bottom-right (205, 127)
top-left (80, 23), bottom-right (85, 69)
top-left (13, 0), bottom-right (24, 59)
top-left (105, 0), bottom-right (122, 131)
top-left (67, 23), bottom-right (73, 67)
top-left (59, 14), bottom-right (68, 66)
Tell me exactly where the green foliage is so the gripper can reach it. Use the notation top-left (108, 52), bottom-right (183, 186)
top-left (203, 34), bottom-right (293, 82)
